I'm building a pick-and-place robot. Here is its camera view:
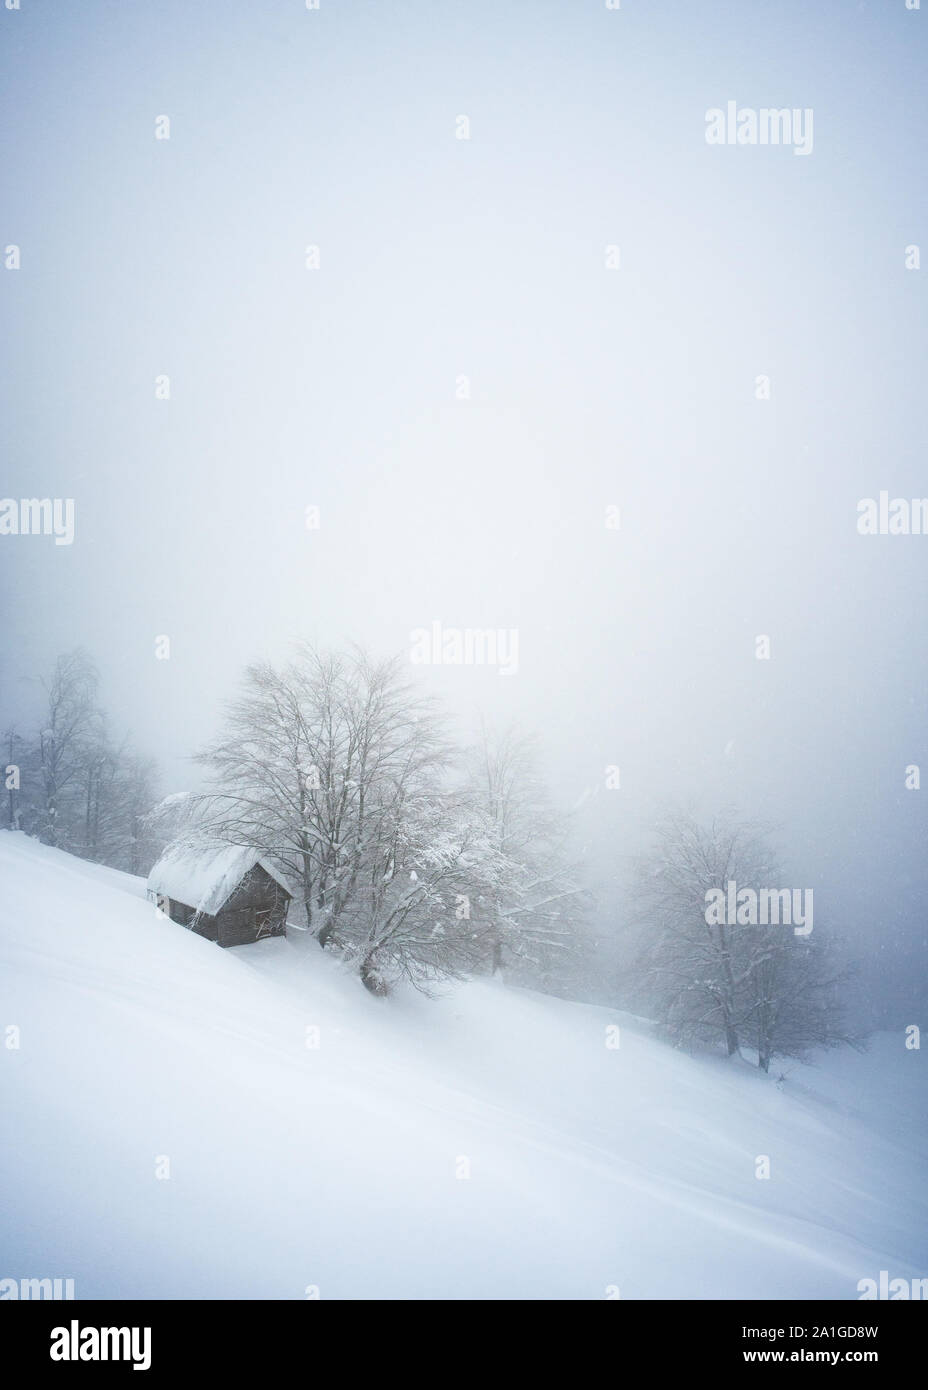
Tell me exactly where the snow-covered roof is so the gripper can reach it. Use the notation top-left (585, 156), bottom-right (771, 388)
top-left (147, 844), bottom-right (291, 915)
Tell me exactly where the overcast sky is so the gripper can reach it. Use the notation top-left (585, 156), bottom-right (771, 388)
top-left (2, 0), bottom-right (926, 1007)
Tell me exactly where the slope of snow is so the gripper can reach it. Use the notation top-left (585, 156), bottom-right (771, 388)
top-left (0, 832), bottom-right (924, 1299)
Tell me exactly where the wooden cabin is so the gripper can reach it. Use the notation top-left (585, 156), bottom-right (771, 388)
top-left (146, 845), bottom-right (291, 948)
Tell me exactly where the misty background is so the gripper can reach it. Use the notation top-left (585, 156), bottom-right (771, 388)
top-left (2, 0), bottom-right (926, 1022)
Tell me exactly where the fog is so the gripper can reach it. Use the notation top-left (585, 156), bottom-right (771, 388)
top-left (2, 0), bottom-right (926, 1021)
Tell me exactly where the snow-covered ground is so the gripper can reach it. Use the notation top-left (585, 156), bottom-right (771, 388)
top-left (0, 832), bottom-right (924, 1299)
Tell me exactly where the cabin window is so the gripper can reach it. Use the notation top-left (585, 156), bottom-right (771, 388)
top-left (254, 907), bottom-right (273, 939)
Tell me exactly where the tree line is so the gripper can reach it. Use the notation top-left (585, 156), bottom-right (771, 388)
top-left (3, 644), bottom-right (861, 1068)
top-left (3, 649), bottom-right (160, 873)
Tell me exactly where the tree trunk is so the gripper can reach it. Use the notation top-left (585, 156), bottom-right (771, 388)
top-left (360, 952), bottom-right (389, 996)
top-left (719, 925), bottom-right (740, 1056)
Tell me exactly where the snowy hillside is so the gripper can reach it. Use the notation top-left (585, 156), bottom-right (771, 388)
top-left (0, 832), bottom-right (924, 1300)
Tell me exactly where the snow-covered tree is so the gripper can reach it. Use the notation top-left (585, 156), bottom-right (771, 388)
top-left (333, 795), bottom-right (509, 995)
top-left (4, 650), bottom-right (161, 871)
top-left (34, 649), bottom-right (104, 850)
top-left (82, 746), bottom-right (161, 873)
top-left (634, 809), bottom-right (860, 1068)
top-left (740, 924), bottom-right (861, 1072)
top-left (193, 645), bottom-right (460, 985)
top-left (460, 724), bottom-right (590, 988)
top-left (192, 648), bottom-right (589, 995)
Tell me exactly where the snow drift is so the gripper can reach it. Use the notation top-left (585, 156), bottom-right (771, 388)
top-left (0, 832), bottom-right (924, 1299)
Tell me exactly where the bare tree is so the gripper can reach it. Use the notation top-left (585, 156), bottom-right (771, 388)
top-left (193, 645), bottom-right (456, 982)
top-left (461, 723), bottom-right (589, 987)
top-left (2, 652), bottom-right (161, 870)
top-left (742, 928), bottom-right (862, 1072)
top-left (77, 739), bottom-right (161, 871)
top-left (634, 808), bottom-right (861, 1069)
top-left (34, 650), bottom-right (103, 849)
top-left (634, 809), bottom-right (779, 1057)
top-left (119, 753), bottom-right (161, 874)
top-left (191, 649), bottom-right (588, 996)
top-left (336, 794), bottom-right (506, 995)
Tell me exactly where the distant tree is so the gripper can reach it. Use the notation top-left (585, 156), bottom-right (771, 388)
top-left (633, 810), bottom-right (769, 1056)
top-left (461, 724), bottom-right (589, 987)
top-left (75, 719), bottom-right (118, 861)
top-left (34, 649), bottom-right (103, 849)
top-left (634, 809), bottom-right (861, 1069)
top-left (741, 926), bottom-right (861, 1072)
top-left (1, 650), bottom-right (161, 872)
top-left (119, 753), bottom-right (162, 874)
top-left (77, 739), bottom-right (161, 871)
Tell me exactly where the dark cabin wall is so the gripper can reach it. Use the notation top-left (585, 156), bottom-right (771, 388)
top-left (167, 899), bottom-right (218, 941)
top-left (215, 865), bottom-right (289, 948)
top-left (192, 912), bottom-right (219, 942)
